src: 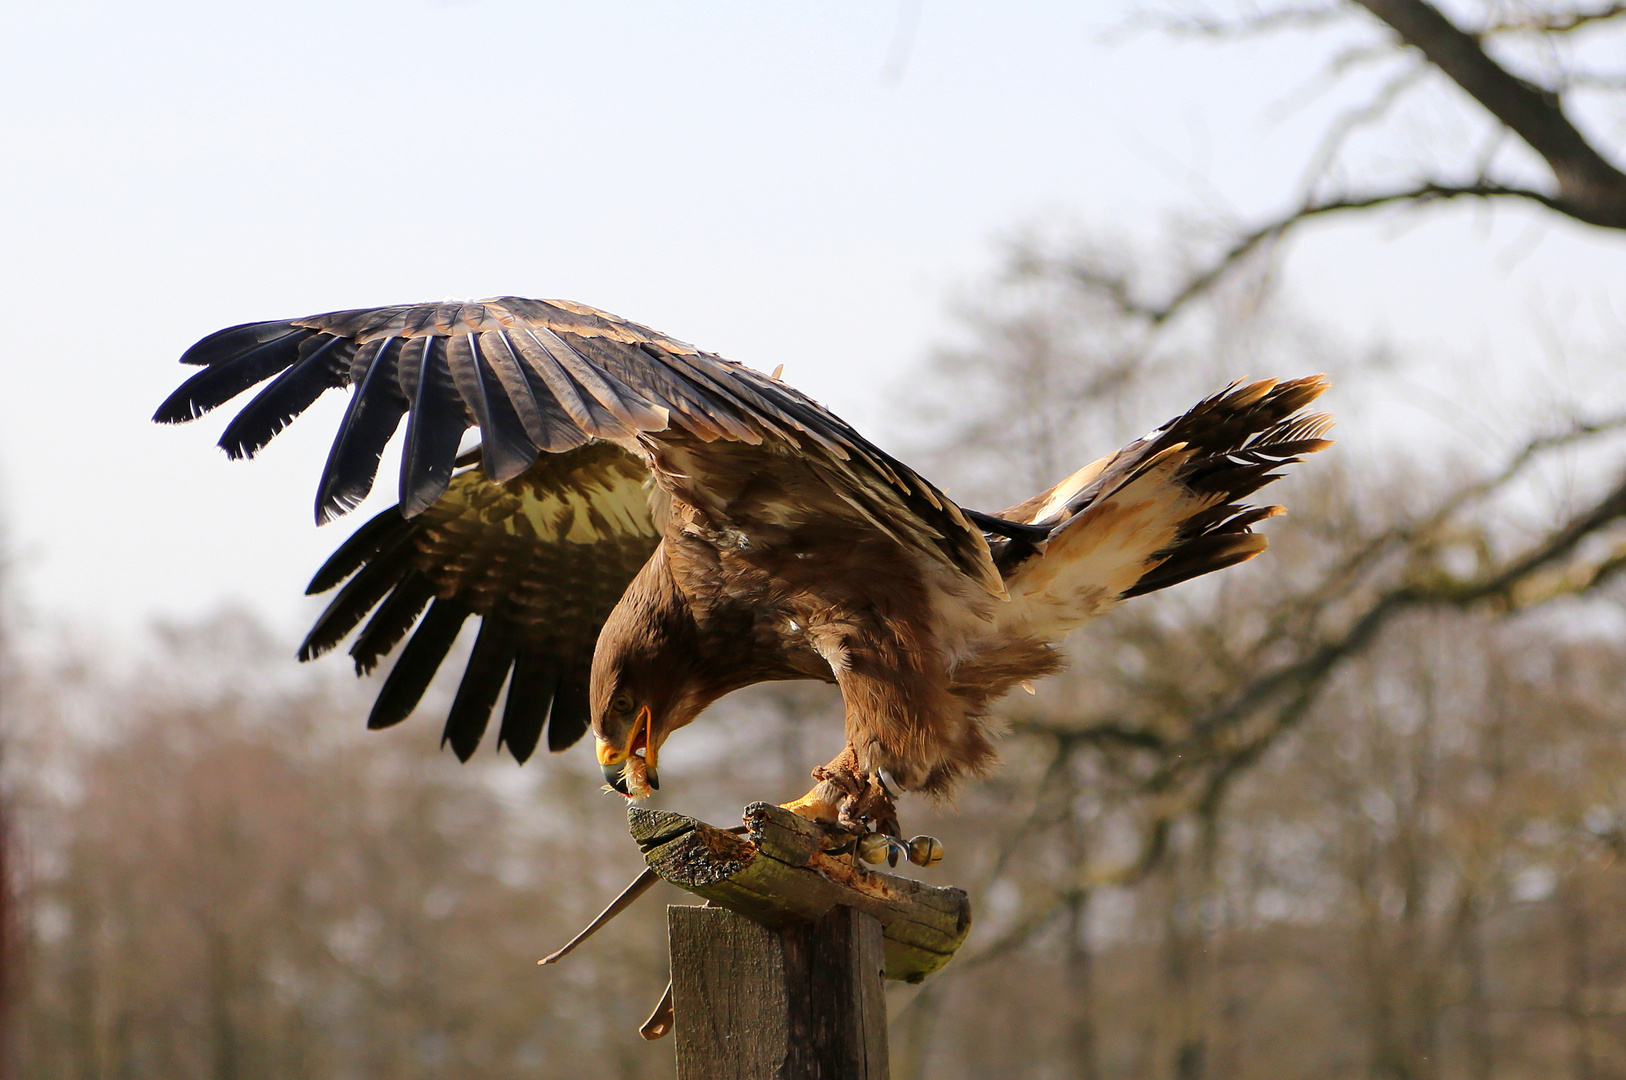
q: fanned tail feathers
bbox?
[998,376,1332,628]
[1122,375,1333,596]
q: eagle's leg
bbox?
[782,744,903,839]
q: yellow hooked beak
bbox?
[596,704,658,798]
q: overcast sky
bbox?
[3,0,1622,647]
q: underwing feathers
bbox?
[369,598,472,731]
[498,652,562,764]
[298,442,659,758]
[442,619,518,761]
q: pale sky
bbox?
[2,0,1622,646]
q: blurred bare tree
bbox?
[3,613,860,1079]
[7,616,681,1080]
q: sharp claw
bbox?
[645,764,659,791]
[602,761,630,795]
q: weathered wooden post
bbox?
[630,802,972,1079]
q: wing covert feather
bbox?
[158,296,998,590]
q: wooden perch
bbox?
[628,801,972,984]
[667,904,889,1078]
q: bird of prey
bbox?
[156,296,1330,843]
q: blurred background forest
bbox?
[8,0,1626,1077]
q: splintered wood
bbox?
[628,802,972,984]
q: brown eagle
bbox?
[156,297,1330,837]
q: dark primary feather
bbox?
[506,325,652,437]
[446,333,538,483]
[153,325,306,424]
[369,598,472,731]
[545,661,593,753]
[442,619,519,762]
[349,573,434,675]
[482,331,590,453]
[305,505,409,595]
[217,334,352,459]
[399,337,467,516]
[178,320,308,368]
[963,508,1053,544]
[498,652,561,763]
[316,338,409,525]
[297,525,414,662]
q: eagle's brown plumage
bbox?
[157,296,1330,824]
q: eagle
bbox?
[156,296,1330,841]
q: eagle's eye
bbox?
[611,693,635,715]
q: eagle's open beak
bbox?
[596,705,659,798]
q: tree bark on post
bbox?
[668,904,889,1080]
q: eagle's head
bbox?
[590,647,722,799]
[587,552,715,799]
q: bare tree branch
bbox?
[1051,181,1566,324]
[1009,716,1168,752]
[1484,1,1626,35]
[1107,0,1626,321]
[1351,0,1626,224]
[1122,2,1349,40]
[1162,469,1626,812]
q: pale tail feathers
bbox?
[995,376,1332,638]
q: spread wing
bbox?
[298,442,660,762]
[155,296,999,594]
